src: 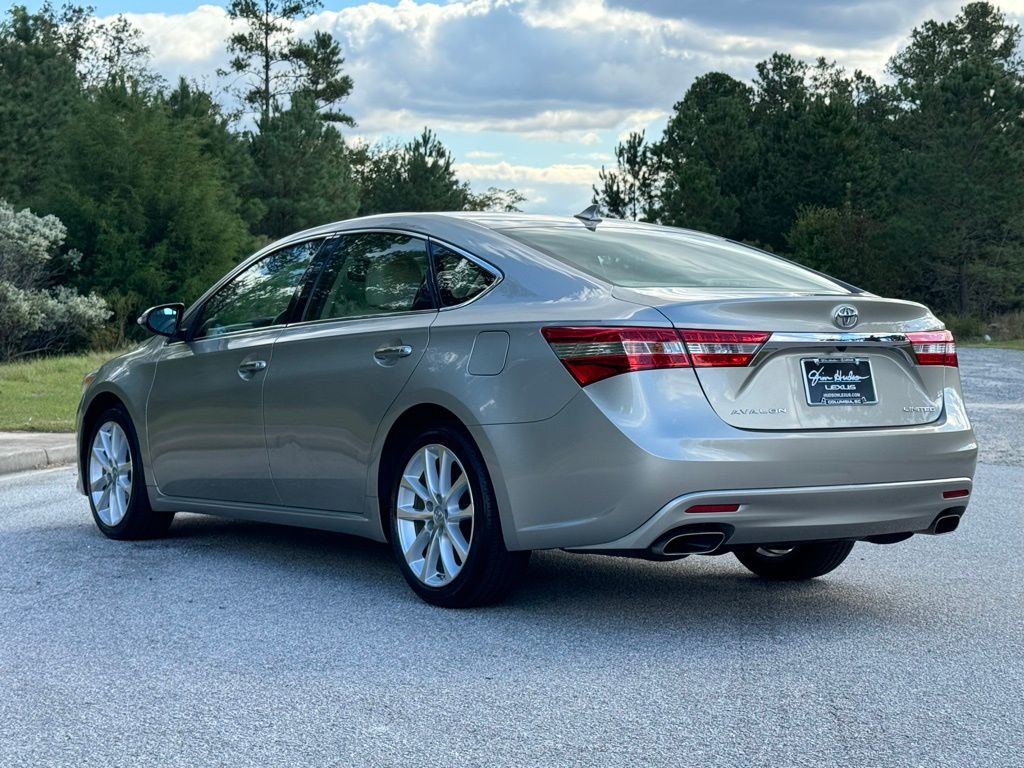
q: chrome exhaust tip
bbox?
[656,531,727,556]
[930,514,961,535]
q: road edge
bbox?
[0,443,76,476]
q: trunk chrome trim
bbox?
[753,332,918,367]
[766,332,910,345]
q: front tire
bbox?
[388,425,529,608]
[85,406,174,540]
[734,541,854,581]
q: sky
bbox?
[47,0,1024,213]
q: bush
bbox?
[0,199,109,361]
[941,314,989,341]
[988,310,1024,340]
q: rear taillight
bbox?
[542,326,771,385]
[541,326,690,386]
[907,330,958,367]
[678,329,770,367]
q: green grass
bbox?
[0,351,122,432]
[961,339,1024,351]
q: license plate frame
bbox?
[801,357,878,407]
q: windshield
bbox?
[500,226,849,292]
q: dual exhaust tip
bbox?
[652,510,963,558]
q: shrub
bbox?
[0,199,109,361]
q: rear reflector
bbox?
[541,326,690,386]
[943,489,970,499]
[907,330,958,367]
[686,503,740,514]
[678,329,770,367]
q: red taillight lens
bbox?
[541,326,690,386]
[907,330,958,367]
[943,489,970,499]
[678,329,770,367]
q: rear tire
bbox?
[85,406,174,540]
[388,424,529,608]
[734,541,854,581]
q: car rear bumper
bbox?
[472,369,978,551]
[568,477,973,552]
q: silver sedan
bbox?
[77,210,978,606]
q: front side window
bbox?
[500,227,849,293]
[195,239,322,338]
[306,233,432,321]
[432,244,497,307]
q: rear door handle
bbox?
[374,344,413,361]
[238,359,268,375]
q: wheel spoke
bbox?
[99,428,113,463]
[406,525,432,560]
[110,426,123,463]
[443,474,468,506]
[448,501,473,521]
[438,533,458,578]
[397,501,432,521]
[111,487,124,524]
[423,446,440,497]
[438,448,453,497]
[446,523,469,560]
[97,485,112,517]
[91,473,111,493]
[420,531,440,581]
[400,475,431,504]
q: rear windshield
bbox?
[500,226,848,292]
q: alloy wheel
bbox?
[396,443,475,587]
[89,421,133,526]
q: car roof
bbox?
[266,211,725,254]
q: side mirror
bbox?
[137,303,184,338]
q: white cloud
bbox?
[115,0,980,140]
[115,0,923,140]
[454,161,600,186]
[109,0,1006,214]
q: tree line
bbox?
[2,1,1021,361]
[594,2,1024,322]
[0,1,521,356]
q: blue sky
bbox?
[37,1,1018,213]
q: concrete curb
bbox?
[0,440,77,476]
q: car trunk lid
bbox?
[613,287,950,431]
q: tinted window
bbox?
[500,227,847,292]
[432,244,497,307]
[195,240,321,338]
[307,233,432,321]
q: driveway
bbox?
[0,348,1021,767]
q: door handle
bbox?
[238,359,268,374]
[374,344,413,361]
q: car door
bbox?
[263,231,436,513]
[146,239,324,504]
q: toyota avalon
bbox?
[77,209,978,607]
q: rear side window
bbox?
[306,233,432,321]
[500,227,847,292]
[432,243,497,307]
[195,239,322,338]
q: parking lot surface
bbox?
[0,348,1021,767]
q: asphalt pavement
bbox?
[0,349,1021,767]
